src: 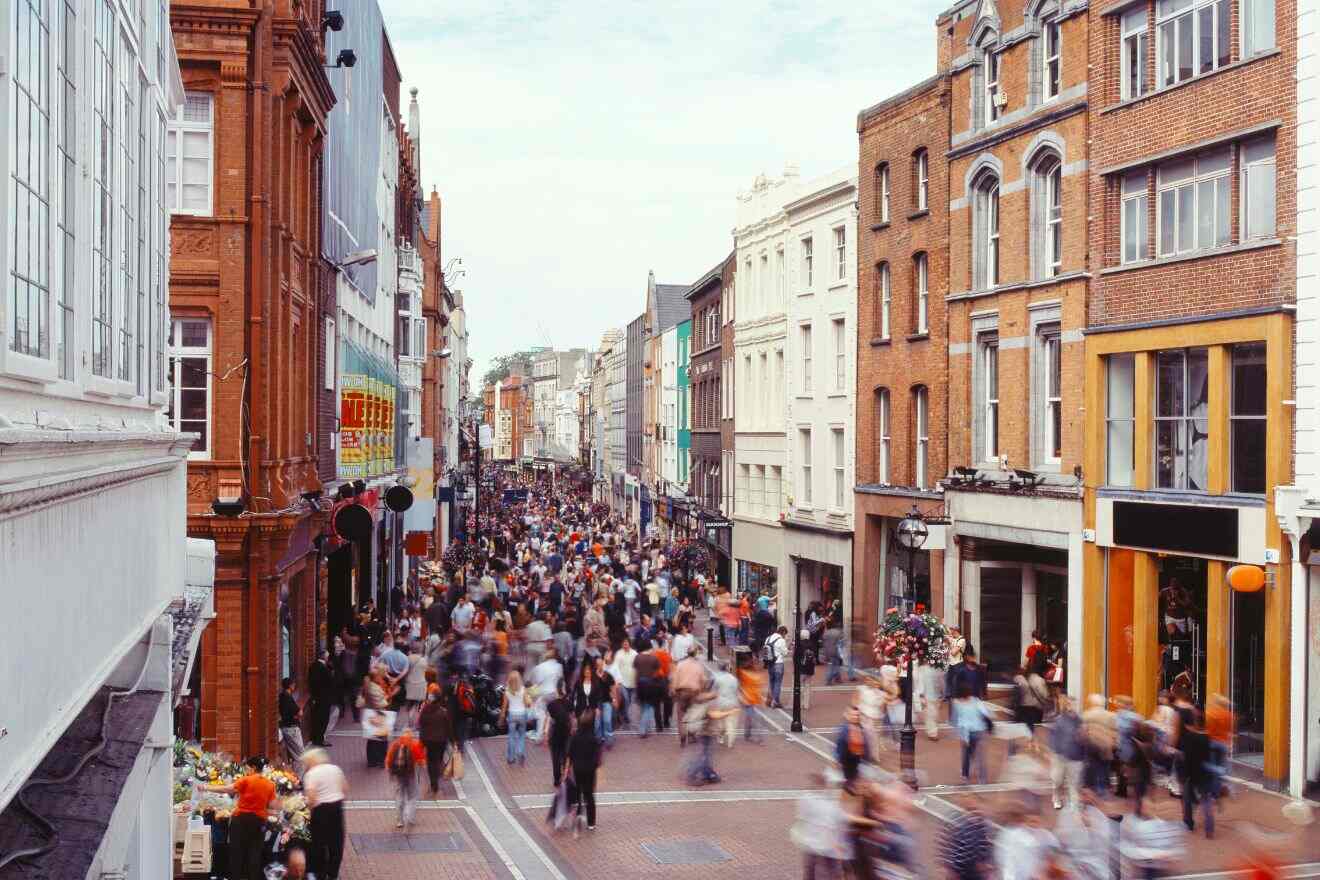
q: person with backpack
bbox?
[384,728,426,829]
[417,685,452,797]
[757,624,784,703]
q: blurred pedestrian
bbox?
[569,709,603,831]
[501,669,531,765]
[301,747,347,880]
[952,683,993,784]
[385,728,425,829]
[418,684,452,796]
[1049,693,1084,810]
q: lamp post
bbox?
[790,556,804,733]
[895,505,928,787]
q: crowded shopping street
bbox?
[170,468,1320,880]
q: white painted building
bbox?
[606,333,628,510]
[1275,0,1319,798]
[0,6,216,877]
[732,167,798,600]
[782,168,859,623]
[397,240,425,439]
[660,325,679,488]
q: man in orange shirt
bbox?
[736,655,767,743]
[197,756,277,880]
[654,633,674,731]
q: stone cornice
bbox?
[0,435,187,521]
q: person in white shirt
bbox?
[301,748,347,878]
[526,650,564,743]
[451,597,475,634]
[612,638,638,726]
[671,624,696,663]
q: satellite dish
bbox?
[385,485,414,512]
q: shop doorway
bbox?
[980,568,1022,683]
[1158,556,1207,703]
[1230,587,1266,764]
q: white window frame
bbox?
[1042,15,1062,100]
[914,253,929,334]
[914,386,930,490]
[973,175,1001,289]
[877,389,891,484]
[1106,354,1136,487]
[166,91,214,216]
[167,317,213,460]
[1241,0,1276,57]
[834,226,847,281]
[878,163,891,223]
[879,263,892,340]
[832,427,846,510]
[980,334,1000,464]
[1156,146,1231,257]
[799,428,813,507]
[1121,8,1151,101]
[1241,134,1277,241]
[1121,170,1150,264]
[833,317,846,392]
[985,50,1002,124]
[801,236,814,290]
[801,323,813,395]
[1031,313,1063,469]
[1156,0,1231,89]
[916,150,930,210]
[325,317,336,391]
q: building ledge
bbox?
[1098,239,1281,276]
[1096,487,1267,508]
[854,484,943,500]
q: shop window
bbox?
[1106,354,1135,486]
[1154,347,1209,490]
[1231,342,1266,494]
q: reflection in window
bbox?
[1155,347,1209,490]
[1107,354,1135,486]
[1231,342,1266,493]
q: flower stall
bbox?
[171,739,309,876]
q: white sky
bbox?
[379,0,952,385]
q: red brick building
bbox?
[853,74,952,631]
[169,0,336,756]
[1080,0,1296,785]
[485,375,531,464]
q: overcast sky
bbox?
[379,0,951,385]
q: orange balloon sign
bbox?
[1227,564,1266,593]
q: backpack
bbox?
[456,679,477,716]
[390,742,415,776]
[763,634,780,663]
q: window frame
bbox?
[1240,134,1277,241]
[165,91,215,216]
[982,335,1000,463]
[877,163,891,223]
[913,252,929,334]
[1153,346,1210,491]
[801,237,814,290]
[1042,14,1062,101]
[1121,8,1151,102]
[1033,320,1063,468]
[877,388,892,484]
[915,149,930,211]
[800,323,813,395]
[973,173,1001,289]
[1156,0,1231,89]
[833,317,846,392]
[799,427,814,508]
[985,49,1002,124]
[1156,146,1231,257]
[833,225,847,282]
[831,426,846,510]
[1121,170,1150,264]
[879,263,892,340]
[914,386,930,490]
[1229,341,1267,494]
[167,317,213,460]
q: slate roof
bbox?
[0,687,164,880]
[653,284,691,334]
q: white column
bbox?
[1020,565,1038,664]
[962,557,982,656]
[1290,531,1307,798]
[1067,531,1085,701]
[944,531,961,628]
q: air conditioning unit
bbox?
[994,91,1008,108]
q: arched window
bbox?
[972,172,1001,289]
[1030,152,1063,278]
[912,386,929,490]
[913,149,929,211]
[912,252,929,334]
[876,163,891,223]
[875,388,891,484]
[877,262,891,340]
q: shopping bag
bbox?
[361,709,395,739]
[444,749,465,780]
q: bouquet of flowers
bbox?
[443,539,474,570]
[670,540,710,574]
[873,608,950,670]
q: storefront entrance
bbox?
[1158,556,1207,702]
[1231,586,1266,764]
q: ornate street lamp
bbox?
[895,505,928,787]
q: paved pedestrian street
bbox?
[329,698,1320,880]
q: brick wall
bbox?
[855,76,952,489]
[1086,0,1298,328]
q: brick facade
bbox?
[170,0,336,757]
[687,257,728,513]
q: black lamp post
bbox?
[895,505,928,787]
[790,556,804,733]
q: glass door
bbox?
[1158,557,1207,702]
[1230,587,1266,763]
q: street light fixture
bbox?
[895,504,928,788]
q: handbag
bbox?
[444,749,465,781]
